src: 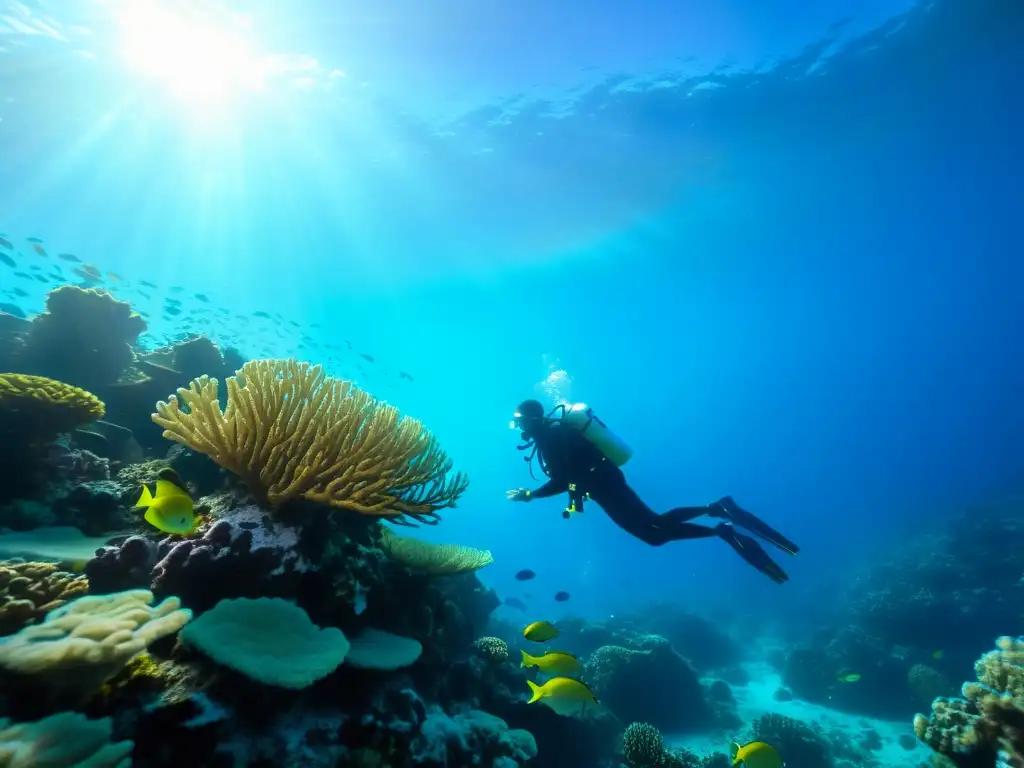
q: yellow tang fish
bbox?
[135,479,197,535]
[526,677,599,717]
[731,740,784,768]
[521,649,581,677]
[523,621,559,643]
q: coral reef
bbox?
[584,638,712,731]
[103,335,245,453]
[0,711,133,766]
[0,288,646,767]
[622,721,667,767]
[751,713,835,768]
[152,359,469,523]
[7,286,146,394]
[474,636,510,664]
[0,374,106,503]
[915,635,1024,768]
[0,561,88,636]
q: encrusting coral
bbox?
[151,359,469,523]
[380,527,494,574]
[0,561,89,636]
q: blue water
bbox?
[1,0,1022,628]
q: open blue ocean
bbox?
[0,0,1021,765]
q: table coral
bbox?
[381,528,493,574]
[0,373,105,438]
[152,359,468,524]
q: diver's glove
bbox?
[506,488,533,503]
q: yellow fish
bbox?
[731,740,784,768]
[837,673,861,683]
[521,650,581,677]
[135,479,197,535]
[523,621,559,643]
[932,650,943,660]
[526,677,599,717]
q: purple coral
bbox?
[149,506,312,613]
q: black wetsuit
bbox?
[523,423,799,583]
[528,423,720,545]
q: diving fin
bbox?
[711,496,800,555]
[718,524,789,584]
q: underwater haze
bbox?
[1,0,1023,765]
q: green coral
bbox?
[0,711,133,767]
[179,597,350,689]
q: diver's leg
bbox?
[590,483,709,546]
[708,496,800,555]
[658,506,714,524]
[716,523,789,584]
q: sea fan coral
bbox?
[151,359,468,524]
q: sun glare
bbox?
[115,2,265,107]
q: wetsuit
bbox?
[523,423,798,582]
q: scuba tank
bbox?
[515,400,633,520]
[560,402,634,467]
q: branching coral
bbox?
[0,561,89,636]
[913,635,1024,766]
[151,359,468,523]
[380,528,493,574]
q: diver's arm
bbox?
[506,477,569,503]
[529,477,570,499]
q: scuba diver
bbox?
[506,399,799,584]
